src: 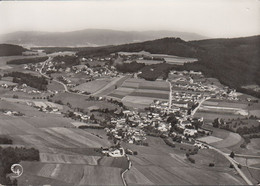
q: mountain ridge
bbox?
[0,29,208,47]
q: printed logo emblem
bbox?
[10,164,23,178]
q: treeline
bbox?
[0,44,27,56]
[115,61,145,73]
[77,38,204,58]
[0,146,40,185]
[236,125,260,135]
[7,56,48,65]
[0,137,12,144]
[139,63,175,81]
[4,72,48,91]
[52,55,79,68]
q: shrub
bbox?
[188,157,195,164]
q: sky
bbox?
[0,0,259,38]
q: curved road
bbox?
[196,140,253,185]
[39,57,89,97]
[121,155,132,186]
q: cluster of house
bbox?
[24,63,43,71]
[2,110,24,116]
[169,70,238,102]
[0,82,41,94]
[26,102,60,114]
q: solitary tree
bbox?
[230,151,235,158]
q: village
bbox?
[0,52,257,160]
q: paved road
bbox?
[166,80,172,114]
[121,155,132,186]
[191,97,210,116]
[39,57,89,97]
[197,140,253,185]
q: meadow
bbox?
[73,78,113,93]
[107,78,170,109]
[122,136,244,185]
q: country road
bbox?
[166,79,172,114]
[39,57,89,97]
[197,140,254,185]
[121,155,132,186]
[191,97,210,116]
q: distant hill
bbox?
[0,29,207,47]
[0,44,27,56]
[75,36,260,96]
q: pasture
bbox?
[123,136,244,185]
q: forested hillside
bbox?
[0,44,27,56]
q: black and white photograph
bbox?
[0,0,259,185]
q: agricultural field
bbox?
[18,162,123,186]
[93,75,129,96]
[52,92,120,112]
[107,78,170,109]
[73,78,112,93]
[118,51,198,65]
[0,99,130,185]
[194,110,245,123]
[124,59,164,65]
[0,55,45,70]
[123,136,244,185]
[201,124,243,151]
[247,138,260,155]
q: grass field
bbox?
[40,152,100,165]
[197,136,223,144]
[93,75,129,96]
[0,56,45,69]
[247,138,260,153]
[194,110,245,123]
[118,51,198,65]
[123,136,244,185]
[122,96,158,109]
[19,162,123,185]
[73,78,112,93]
[108,78,170,108]
[202,124,243,150]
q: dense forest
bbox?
[4,72,48,91]
[0,44,27,56]
[7,56,48,65]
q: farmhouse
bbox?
[108,148,125,157]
